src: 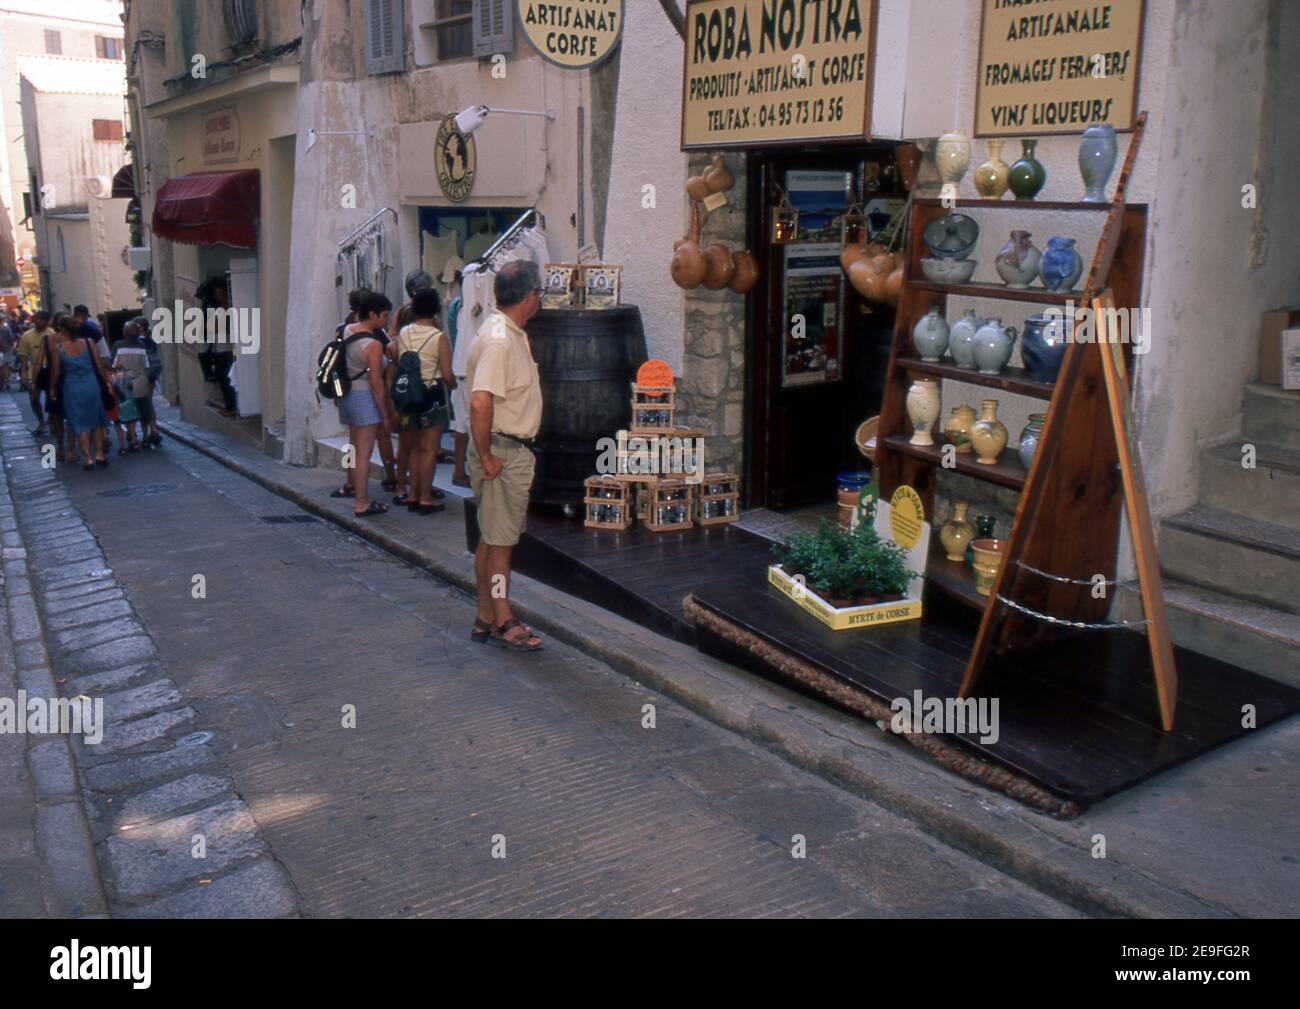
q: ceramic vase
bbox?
[971,539,1006,597]
[994,231,1041,288]
[969,399,1008,465]
[1039,236,1084,292]
[935,131,972,191]
[973,318,1018,375]
[940,501,976,561]
[1021,313,1068,382]
[973,140,1010,199]
[966,514,997,568]
[1018,413,1046,469]
[912,305,950,361]
[906,378,941,446]
[948,309,984,370]
[1008,139,1047,200]
[1078,123,1118,202]
[943,403,977,453]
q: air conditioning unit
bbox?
[127,246,151,270]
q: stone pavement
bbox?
[153,403,1300,919]
[0,392,1085,917]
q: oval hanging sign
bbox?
[517,0,624,69]
[435,115,476,203]
[636,359,675,388]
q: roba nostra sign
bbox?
[681,0,877,150]
[975,0,1144,137]
[517,0,624,69]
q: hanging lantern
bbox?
[841,203,867,247]
[772,193,798,244]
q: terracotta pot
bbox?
[703,154,734,193]
[685,176,710,201]
[670,203,707,289]
[729,250,758,293]
[702,242,735,290]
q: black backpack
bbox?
[390,333,438,414]
[316,326,366,401]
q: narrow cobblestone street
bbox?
[0,392,1084,917]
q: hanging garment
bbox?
[421,230,459,288]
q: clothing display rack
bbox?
[473,208,546,269]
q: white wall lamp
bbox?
[304,128,374,154]
[453,105,556,136]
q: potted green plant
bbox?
[847,505,916,604]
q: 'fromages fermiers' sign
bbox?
[681,0,877,150]
[975,0,1144,136]
[517,0,624,69]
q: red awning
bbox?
[152,170,260,249]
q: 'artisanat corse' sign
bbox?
[975,0,1144,137]
[517,0,624,69]
[681,0,877,150]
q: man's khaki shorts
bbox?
[470,438,535,546]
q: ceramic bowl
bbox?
[921,257,978,285]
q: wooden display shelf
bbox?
[913,197,1115,213]
[907,280,1081,305]
[897,357,1055,400]
[881,434,1027,489]
[926,548,986,610]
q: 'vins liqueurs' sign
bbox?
[681,0,877,150]
[975,0,1144,137]
[517,0,624,69]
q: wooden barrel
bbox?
[528,305,649,506]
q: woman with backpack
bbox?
[392,287,453,515]
[332,290,395,517]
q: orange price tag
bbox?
[637,359,674,388]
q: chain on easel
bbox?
[1015,559,1119,587]
[995,594,1150,630]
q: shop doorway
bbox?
[746,149,904,510]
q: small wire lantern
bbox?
[841,204,867,247]
[772,193,799,244]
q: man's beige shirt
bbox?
[466,309,542,440]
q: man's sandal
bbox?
[353,501,388,518]
[329,486,355,498]
[491,618,543,652]
[471,617,493,644]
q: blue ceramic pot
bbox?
[1039,236,1083,292]
[1021,313,1069,382]
[1018,414,1046,470]
[1078,124,1118,202]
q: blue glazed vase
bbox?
[1039,236,1083,292]
[1018,414,1046,470]
[1078,123,1118,202]
[1021,312,1069,382]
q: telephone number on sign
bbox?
[757,95,846,129]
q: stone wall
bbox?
[676,151,748,478]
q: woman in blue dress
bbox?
[48,316,110,470]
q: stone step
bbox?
[1243,383,1300,445]
[1199,438,1300,530]
[1117,580,1300,689]
[1160,506,1300,615]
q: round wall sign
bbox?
[516,0,624,70]
[636,359,674,388]
[888,486,926,550]
[435,115,476,203]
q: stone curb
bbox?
[159,420,1231,919]
[0,500,108,918]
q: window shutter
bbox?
[365,0,406,75]
[472,0,514,58]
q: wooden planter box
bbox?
[583,475,633,530]
[768,565,923,630]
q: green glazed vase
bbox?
[1008,139,1047,200]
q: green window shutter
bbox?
[365,0,405,75]
[472,0,514,58]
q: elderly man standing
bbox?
[466,260,544,652]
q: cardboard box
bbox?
[1259,307,1300,385]
[1283,328,1300,391]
